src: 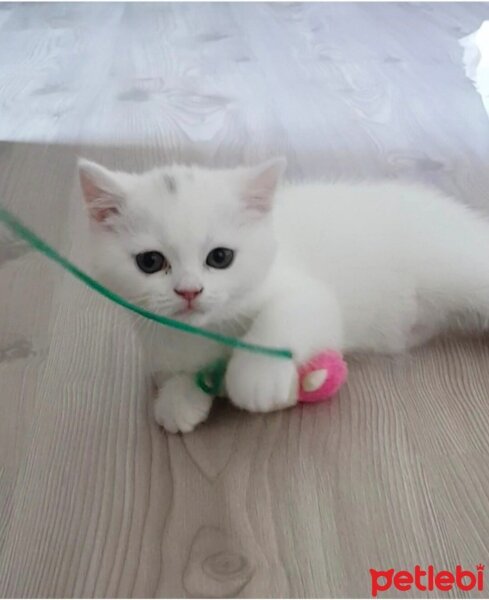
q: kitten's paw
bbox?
[225,352,297,413]
[154,374,212,434]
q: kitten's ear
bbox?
[242,157,286,215]
[78,158,125,225]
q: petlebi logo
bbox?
[370,564,485,597]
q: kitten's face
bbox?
[78,158,285,326]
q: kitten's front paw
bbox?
[154,374,212,434]
[225,352,297,413]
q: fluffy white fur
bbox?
[79,158,489,432]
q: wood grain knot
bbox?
[202,551,249,580]
[117,88,150,102]
[0,238,30,266]
[0,339,34,363]
[184,527,254,597]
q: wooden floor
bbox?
[1,2,489,598]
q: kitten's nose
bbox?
[174,288,203,302]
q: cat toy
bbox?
[0,206,348,405]
[195,350,347,404]
[295,350,347,403]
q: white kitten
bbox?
[79,158,489,432]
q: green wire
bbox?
[0,205,293,361]
[195,358,228,396]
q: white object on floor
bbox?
[460,21,489,118]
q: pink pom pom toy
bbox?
[295,350,348,403]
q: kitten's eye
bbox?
[206,247,234,269]
[135,251,168,274]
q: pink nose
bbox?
[174,288,203,302]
